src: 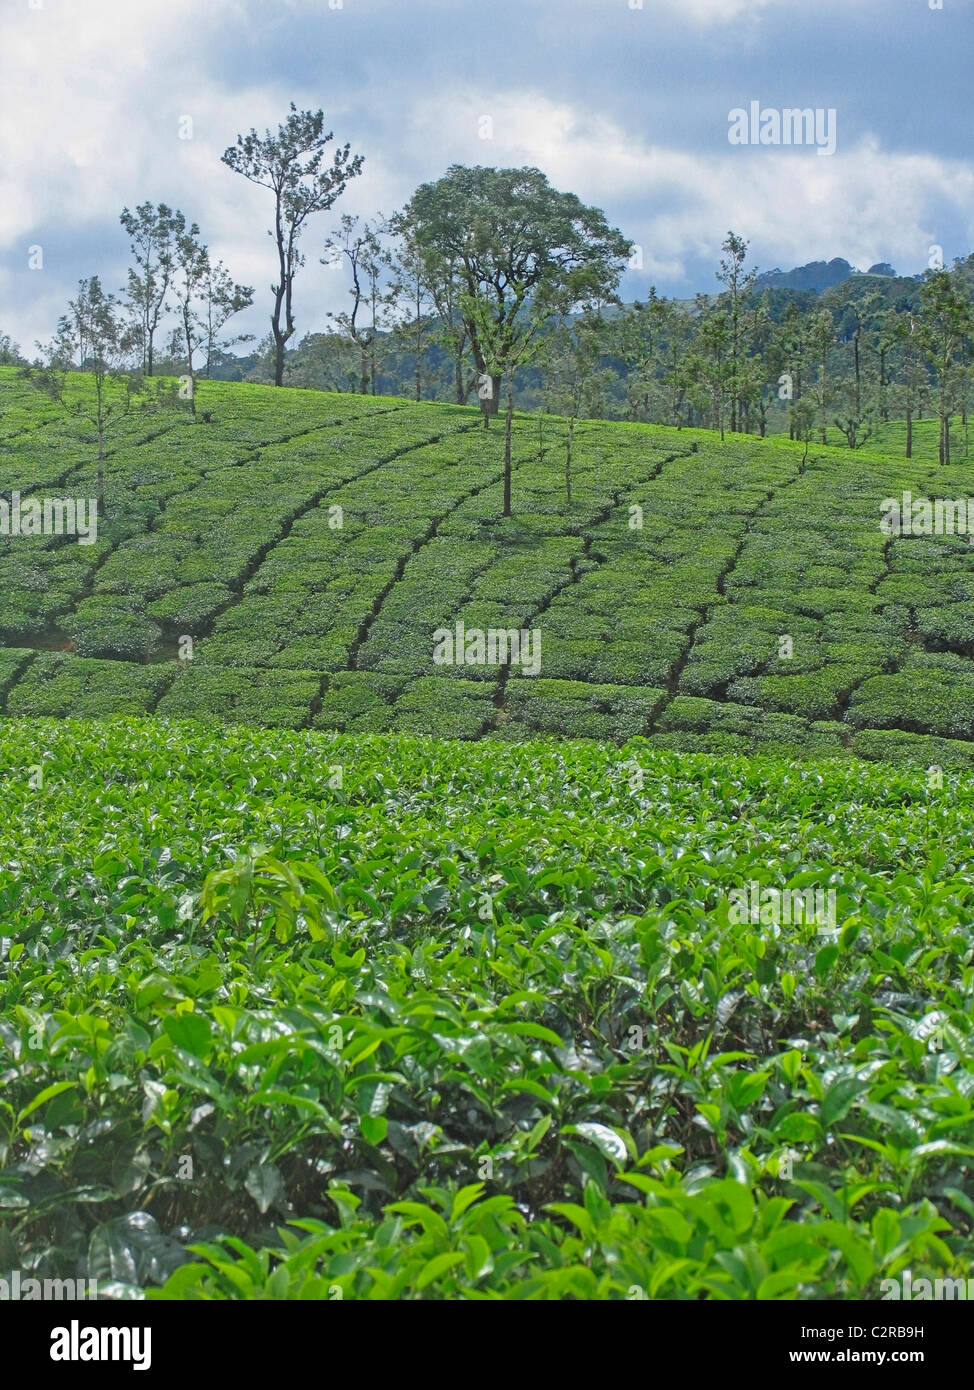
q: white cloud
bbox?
[0,3,971,349]
[410,91,974,284]
[0,0,377,345]
[648,0,802,25]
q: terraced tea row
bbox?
[3,370,974,763]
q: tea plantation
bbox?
[3,367,974,765]
[2,371,974,1301]
[1,721,972,1299]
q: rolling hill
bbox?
[2,368,974,764]
[3,371,974,1300]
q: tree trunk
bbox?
[183,310,196,416]
[481,371,500,415]
[271,197,290,387]
[565,417,574,504]
[97,427,105,515]
[503,375,514,517]
[480,373,498,430]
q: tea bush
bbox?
[3,368,974,760]
[1,721,972,1300]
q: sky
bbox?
[2,0,973,354]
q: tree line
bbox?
[253,226,974,470]
[5,101,974,526]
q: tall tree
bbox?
[168,222,208,413]
[830,290,881,450]
[388,237,435,402]
[614,289,673,423]
[201,262,254,379]
[398,165,632,421]
[806,307,835,444]
[873,306,900,424]
[694,297,730,438]
[33,278,141,512]
[659,302,697,428]
[324,215,392,395]
[120,202,184,376]
[222,104,363,386]
[544,308,611,503]
[771,300,810,437]
[918,267,973,465]
[168,228,253,408]
[840,288,884,419]
[461,293,539,513]
[716,231,757,433]
[745,299,773,436]
[891,310,925,459]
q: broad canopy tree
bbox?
[397,165,631,514]
[398,165,632,418]
[222,104,364,386]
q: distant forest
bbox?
[202,246,973,461]
[6,103,973,463]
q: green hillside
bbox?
[3,368,974,764]
[3,372,974,1301]
[2,720,972,1299]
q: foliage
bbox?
[3,371,974,761]
[221,105,364,386]
[0,722,972,1299]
